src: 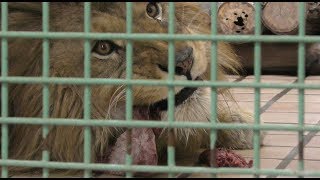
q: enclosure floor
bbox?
[213,75,320,178]
[10,75,320,178]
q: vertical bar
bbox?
[125,2,133,178]
[42,2,50,178]
[297,2,306,178]
[1,2,9,178]
[253,2,262,178]
[83,2,92,178]
[167,2,176,178]
[210,2,218,178]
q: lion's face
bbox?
[44,2,213,120]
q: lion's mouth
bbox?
[133,77,202,122]
[149,86,198,112]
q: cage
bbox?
[0,2,320,178]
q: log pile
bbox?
[204,2,320,35]
[201,2,320,75]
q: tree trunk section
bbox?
[262,2,300,35]
[217,2,256,35]
[233,42,320,76]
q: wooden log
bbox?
[234,43,299,75]
[232,42,320,76]
[306,2,320,19]
[262,2,320,35]
[217,2,256,35]
[306,43,320,75]
[262,2,300,35]
[306,2,320,35]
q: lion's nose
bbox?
[175,46,194,79]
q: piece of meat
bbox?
[104,132,252,177]
[199,148,253,168]
[106,128,158,176]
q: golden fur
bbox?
[1,2,264,175]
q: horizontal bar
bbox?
[1,117,320,132]
[0,159,319,177]
[0,77,319,89]
[1,31,320,43]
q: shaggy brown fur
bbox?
[1,2,263,176]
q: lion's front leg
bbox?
[215,95,265,150]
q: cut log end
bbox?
[217,2,255,35]
[262,2,300,35]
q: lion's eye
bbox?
[92,40,115,58]
[146,2,161,19]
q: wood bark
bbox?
[232,43,320,76]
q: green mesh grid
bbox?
[0,2,319,178]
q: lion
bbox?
[1,2,264,176]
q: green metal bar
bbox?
[83,2,92,178]
[0,159,319,177]
[167,2,175,178]
[2,117,320,132]
[1,2,9,178]
[298,2,306,178]
[125,2,133,178]
[253,2,262,178]
[2,31,320,43]
[41,2,50,178]
[210,2,218,178]
[1,77,319,89]
[1,32,320,42]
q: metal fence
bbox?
[1,2,320,178]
